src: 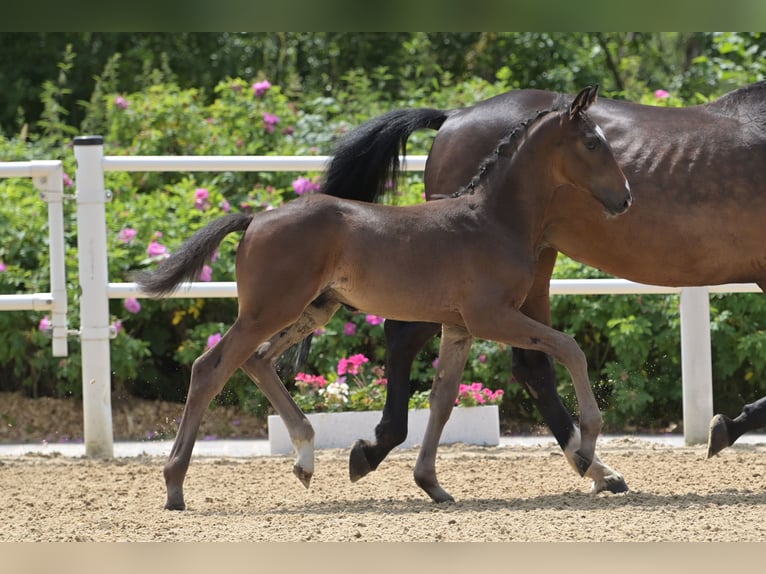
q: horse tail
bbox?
[133,212,253,297]
[321,107,448,202]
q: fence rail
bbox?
[4,143,762,458]
[0,160,69,356]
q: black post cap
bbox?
[73,135,104,146]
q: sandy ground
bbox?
[1,437,765,542]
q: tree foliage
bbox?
[1,32,765,430]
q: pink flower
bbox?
[118,228,137,243]
[111,320,123,335]
[194,188,210,211]
[38,315,51,332]
[292,176,321,196]
[219,199,231,213]
[338,354,369,376]
[124,298,141,314]
[365,314,384,326]
[343,322,357,336]
[252,80,272,97]
[313,327,326,337]
[198,264,212,282]
[262,112,280,133]
[63,173,73,187]
[478,353,487,363]
[147,241,168,258]
[0,261,6,272]
[295,372,327,388]
[114,96,129,109]
[206,332,222,350]
[654,89,670,99]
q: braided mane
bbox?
[452,94,570,198]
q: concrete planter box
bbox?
[268,405,499,455]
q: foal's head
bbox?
[552,85,633,216]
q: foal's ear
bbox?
[568,85,600,120]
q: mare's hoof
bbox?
[572,450,592,477]
[293,464,313,489]
[593,474,629,494]
[707,414,732,458]
[424,486,455,504]
[349,439,374,482]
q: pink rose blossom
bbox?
[147,241,168,258]
[118,228,137,243]
[38,315,51,332]
[654,89,670,99]
[292,176,321,195]
[198,265,212,282]
[124,298,141,314]
[337,354,369,376]
[206,333,222,349]
[262,112,279,133]
[343,322,357,336]
[365,314,384,326]
[252,80,272,97]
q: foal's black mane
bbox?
[452,94,570,198]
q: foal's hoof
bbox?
[707,414,732,458]
[592,473,629,495]
[293,464,313,489]
[349,439,374,482]
[572,450,592,477]
[164,487,186,511]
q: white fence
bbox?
[4,140,762,457]
[0,160,69,357]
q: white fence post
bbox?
[679,286,714,445]
[74,136,114,458]
[34,161,69,357]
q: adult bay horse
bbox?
[317,81,766,491]
[136,86,632,509]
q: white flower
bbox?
[320,381,349,403]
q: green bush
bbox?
[2,42,766,434]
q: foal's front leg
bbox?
[413,325,473,502]
[464,303,604,481]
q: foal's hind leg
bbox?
[349,320,441,482]
[164,317,268,510]
[413,325,473,503]
[240,300,340,487]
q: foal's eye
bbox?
[585,138,599,151]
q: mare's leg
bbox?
[708,285,766,457]
[164,316,271,510]
[240,300,341,486]
[412,325,473,503]
[708,396,766,457]
[349,320,441,481]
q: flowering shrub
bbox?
[292,353,503,413]
[454,382,504,407]
[292,353,430,413]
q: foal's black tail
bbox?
[133,212,253,297]
[320,107,449,202]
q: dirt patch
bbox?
[1,440,765,541]
[0,392,266,444]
